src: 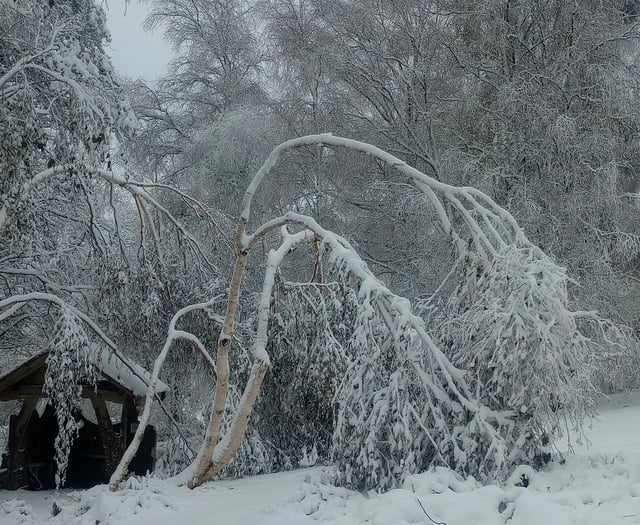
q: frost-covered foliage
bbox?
[317,255,509,491]
[578,315,640,395]
[124,0,272,220]
[439,245,599,468]
[4,0,639,493]
[43,305,97,487]
[0,0,135,240]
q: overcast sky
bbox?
[103,1,172,82]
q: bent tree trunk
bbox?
[111,133,594,490]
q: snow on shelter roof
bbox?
[0,343,168,398]
[91,344,169,397]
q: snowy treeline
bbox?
[2,0,640,492]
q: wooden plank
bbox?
[85,387,125,403]
[0,354,47,398]
[0,353,150,401]
[122,396,139,445]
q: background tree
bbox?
[443,0,640,390]
[0,0,223,482]
[0,0,135,362]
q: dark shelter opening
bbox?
[0,350,166,490]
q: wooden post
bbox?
[5,398,37,489]
[90,394,121,477]
[122,396,138,445]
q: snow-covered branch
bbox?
[0,292,120,353]
[110,300,219,490]
[0,44,56,91]
[240,133,524,260]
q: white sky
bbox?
[103,1,172,82]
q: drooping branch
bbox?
[246,213,490,412]
[1,164,217,270]
[239,133,525,261]
[0,292,124,354]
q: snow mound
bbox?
[277,456,640,525]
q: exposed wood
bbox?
[100,376,136,400]
[107,392,141,489]
[5,398,37,489]
[122,396,138,440]
[129,426,156,476]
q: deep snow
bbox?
[2,391,639,525]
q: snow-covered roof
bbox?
[0,344,168,398]
[90,344,169,397]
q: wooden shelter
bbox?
[0,346,168,490]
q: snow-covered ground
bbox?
[2,391,640,525]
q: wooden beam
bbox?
[0,385,126,403]
[122,395,139,446]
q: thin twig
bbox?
[416,498,448,525]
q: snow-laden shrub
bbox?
[325,258,512,491]
[44,306,98,487]
[439,244,600,467]
[259,281,357,468]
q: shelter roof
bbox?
[0,344,168,400]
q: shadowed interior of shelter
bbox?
[0,351,165,490]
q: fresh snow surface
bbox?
[2,391,640,525]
